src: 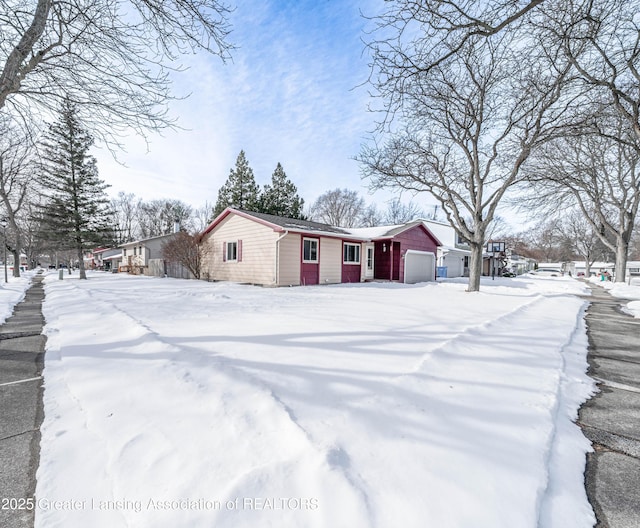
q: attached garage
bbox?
[404,250,436,284]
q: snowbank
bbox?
[0,269,39,323]
[595,278,640,317]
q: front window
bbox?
[303,238,318,262]
[226,241,238,261]
[343,243,360,264]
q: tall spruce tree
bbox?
[260,163,305,219]
[213,150,260,216]
[38,99,113,279]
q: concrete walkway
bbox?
[0,274,46,528]
[580,283,640,528]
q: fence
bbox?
[147,259,194,280]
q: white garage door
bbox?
[404,250,435,284]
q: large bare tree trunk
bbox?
[467,242,484,292]
[615,238,628,283]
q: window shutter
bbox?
[222,242,227,262]
[238,240,243,262]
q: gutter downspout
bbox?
[275,231,289,286]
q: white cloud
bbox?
[95,0,439,214]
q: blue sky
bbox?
[95,0,431,214]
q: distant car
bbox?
[501,271,516,277]
[531,268,562,277]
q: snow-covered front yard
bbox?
[34,272,599,528]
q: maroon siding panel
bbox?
[373,225,439,282]
[341,263,361,283]
[394,225,439,282]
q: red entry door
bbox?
[392,242,401,281]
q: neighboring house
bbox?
[84,247,117,270]
[6,252,28,269]
[421,219,471,278]
[120,233,177,276]
[93,247,122,271]
[200,208,441,287]
[506,253,537,275]
[573,260,640,278]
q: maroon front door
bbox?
[392,242,401,281]
[300,237,319,285]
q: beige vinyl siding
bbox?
[277,233,301,286]
[202,214,278,285]
[319,237,342,284]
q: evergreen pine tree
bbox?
[213,150,260,216]
[260,163,305,219]
[38,100,113,279]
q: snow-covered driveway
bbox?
[36,272,596,528]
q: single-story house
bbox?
[200,208,442,286]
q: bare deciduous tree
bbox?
[360,16,569,291]
[359,203,384,227]
[309,188,366,228]
[558,209,613,277]
[384,199,424,224]
[0,120,38,276]
[0,1,232,146]
[162,231,209,280]
[111,191,142,244]
[523,121,640,282]
[138,199,194,238]
[193,201,216,232]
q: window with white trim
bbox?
[226,241,238,261]
[343,243,360,264]
[303,238,318,263]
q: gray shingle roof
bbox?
[237,210,350,235]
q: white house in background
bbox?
[420,219,471,278]
[573,260,640,278]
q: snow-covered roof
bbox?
[346,224,404,239]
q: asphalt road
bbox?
[0,274,46,528]
[580,283,640,528]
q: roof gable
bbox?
[120,233,176,248]
[203,208,351,237]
